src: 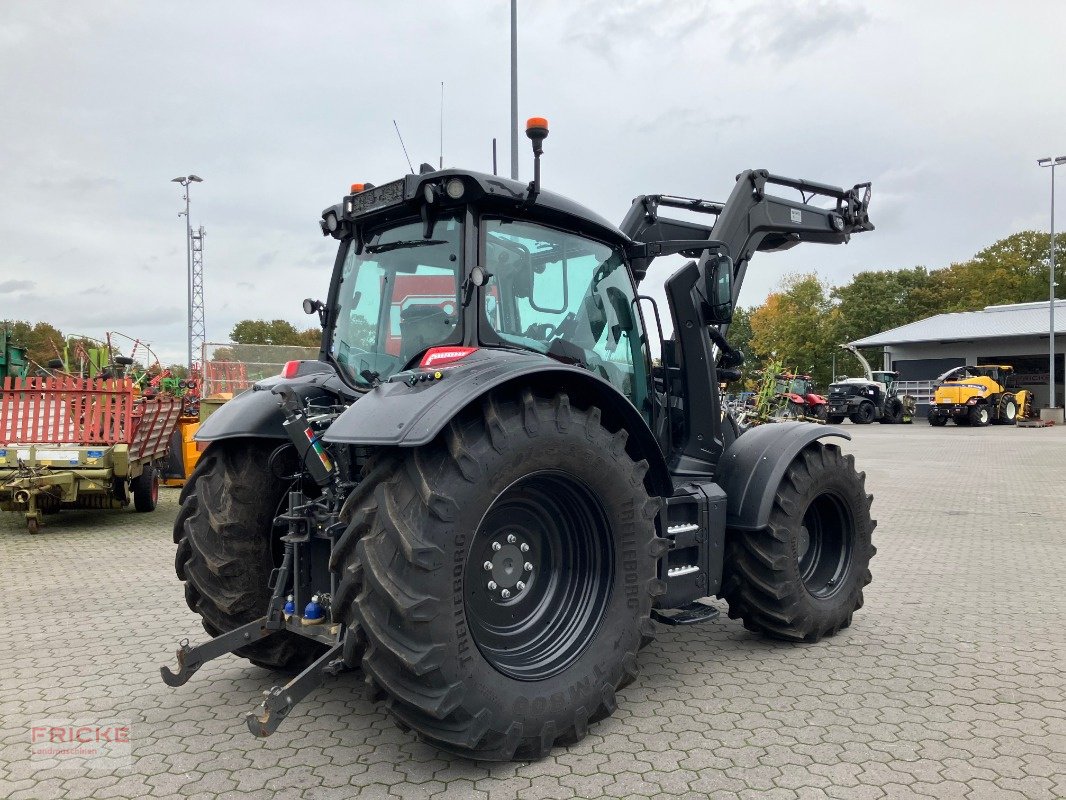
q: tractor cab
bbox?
[323,172,654,423]
[870,370,898,395]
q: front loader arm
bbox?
[706,170,873,311]
[633,169,873,480]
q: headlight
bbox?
[445,178,465,200]
[324,211,339,232]
[423,183,437,204]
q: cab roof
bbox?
[324,168,630,247]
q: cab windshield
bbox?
[481,217,650,415]
[330,215,462,386]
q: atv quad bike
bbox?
[162,120,877,761]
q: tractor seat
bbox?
[399,304,455,362]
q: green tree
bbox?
[3,320,66,366]
[828,266,936,344]
[231,319,306,346]
[726,306,755,360]
[750,273,836,388]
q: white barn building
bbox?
[851,299,1066,412]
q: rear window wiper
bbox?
[365,239,447,254]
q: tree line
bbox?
[8,230,1059,389]
[725,231,1064,390]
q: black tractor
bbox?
[162,119,877,761]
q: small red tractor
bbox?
[777,372,828,421]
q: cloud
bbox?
[0,279,34,292]
[563,0,716,60]
[727,0,871,61]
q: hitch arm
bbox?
[246,642,345,737]
[160,615,283,687]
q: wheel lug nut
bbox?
[507,534,517,544]
[524,562,533,572]
[501,589,511,599]
[520,543,529,552]
[488,581,498,590]
[492,542,502,551]
[516,581,525,591]
[483,561,493,571]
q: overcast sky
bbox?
[2,1,1064,365]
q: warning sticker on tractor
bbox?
[790,208,802,224]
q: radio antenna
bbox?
[393,120,415,173]
[439,82,445,170]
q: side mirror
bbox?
[705,253,734,324]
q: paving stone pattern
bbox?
[1,424,1064,799]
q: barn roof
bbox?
[852,299,1066,347]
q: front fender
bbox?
[323,350,672,495]
[716,422,850,530]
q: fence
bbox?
[1,377,135,445]
[0,376,179,454]
[895,380,935,406]
[201,342,319,397]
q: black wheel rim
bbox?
[795,491,853,598]
[464,471,614,681]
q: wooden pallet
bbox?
[1017,418,1056,428]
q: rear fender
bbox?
[323,349,672,496]
[716,422,850,530]
[195,368,352,442]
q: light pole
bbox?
[1037,156,1065,409]
[171,175,203,370]
[510,0,519,180]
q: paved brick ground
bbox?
[1,424,1064,799]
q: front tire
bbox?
[995,396,1017,425]
[722,442,875,642]
[827,414,846,425]
[812,404,828,422]
[334,390,662,761]
[174,440,325,671]
[928,412,948,427]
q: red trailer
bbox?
[0,376,181,532]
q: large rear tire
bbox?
[969,404,991,427]
[722,442,875,642]
[878,397,904,424]
[334,389,662,761]
[850,401,876,424]
[174,440,325,671]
